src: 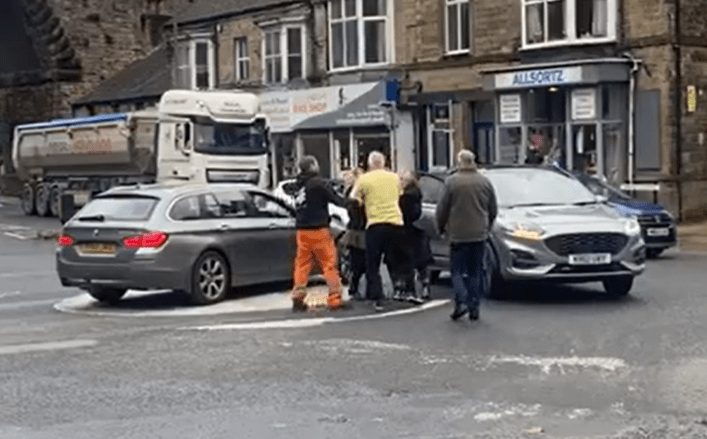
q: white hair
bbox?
[457,150,476,169]
[368,151,386,169]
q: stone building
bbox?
[0,0,195,180]
[400,0,707,220]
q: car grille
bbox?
[637,213,672,226]
[545,233,629,256]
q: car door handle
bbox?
[268,223,278,229]
[219,223,229,231]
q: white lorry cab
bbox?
[12,89,270,217]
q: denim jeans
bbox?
[450,241,486,310]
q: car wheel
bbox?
[88,287,127,304]
[21,183,36,215]
[429,270,441,285]
[603,276,634,297]
[190,250,230,305]
[646,248,664,259]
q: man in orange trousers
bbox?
[284,156,346,311]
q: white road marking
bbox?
[0,291,21,299]
[0,271,55,278]
[473,403,542,422]
[304,339,412,354]
[3,232,32,241]
[0,339,97,355]
[0,299,58,311]
[0,223,31,231]
[488,355,628,374]
[182,300,450,331]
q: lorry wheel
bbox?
[49,186,62,218]
[88,287,127,304]
[190,251,230,305]
[21,184,36,215]
[35,184,51,217]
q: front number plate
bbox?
[568,253,611,265]
[647,228,670,237]
[79,243,116,255]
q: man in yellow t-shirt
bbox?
[352,151,403,310]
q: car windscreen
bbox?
[484,169,596,208]
[193,117,267,155]
[581,177,632,201]
[76,196,159,221]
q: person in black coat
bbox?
[394,171,434,303]
[341,168,367,300]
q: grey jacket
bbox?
[435,168,498,243]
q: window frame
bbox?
[261,24,307,85]
[445,0,471,55]
[327,0,392,72]
[174,35,216,90]
[234,37,250,82]
[427,101,455,170]
[521,0,616,49]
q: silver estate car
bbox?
[56,183,345,305]
[417,166,646,298]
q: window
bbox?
[234,37,249,81]
[174,37,215,90]
[263,26,306,84]
[247,192,293,218]
[522,0,615,47]
[329,0,389,70]
[446,0,470,54]
[79,196,158,221]
[193,117,267,155]
[170,194,225,221]
[428,103,453,169]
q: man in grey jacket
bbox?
[436,150,498,321]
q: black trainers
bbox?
[469,307,480,321]
[407,295,424,305]
[450,305,467,321]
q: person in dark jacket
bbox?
[436,150,498,322]
[341,168,367,300]
[394,171,434,303]
[284,155,346,311]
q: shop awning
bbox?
[292,81,389,130]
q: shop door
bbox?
[355,134,391,170]
[301,133,331,178]
[571,124,599,175]
[473,123,495,164]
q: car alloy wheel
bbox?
[191,251,230,305]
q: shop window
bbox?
[446,0,470,54]
[528,88,565,123]
[333,130,351,171]
[329,0,389,70]
[263,26,306,84]
[572,124,597,174]
[602,123,624,185]
[174,37,215,90]
[526,125,564,164]
[428,103,453,169]
[234,37,249,81]
[522,0,615,48]
[301,133,331,178]
[498,127,522,164]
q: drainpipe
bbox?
[673,0,683,221]
[623,53,640,196]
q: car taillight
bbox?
[57,235,74,246]
[123,232,168,248]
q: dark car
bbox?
[574,174,676,258]
[56,183,346,306]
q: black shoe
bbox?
[407,295,424,305]
[450,306,467,321]
[469,307,480,321]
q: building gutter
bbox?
[673,0,683,220]
[622,53,641,194]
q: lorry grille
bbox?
[545,233,629,256]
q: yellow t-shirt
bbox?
[353,169,403,227]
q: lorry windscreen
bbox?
[194,120,266,156]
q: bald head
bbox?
[368,151,386,170]
[457,150,477,169]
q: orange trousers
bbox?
[293,228,342,307]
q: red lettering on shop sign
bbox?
[308,103,327,112]
[293,104,308,113]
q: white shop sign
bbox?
[260,83,378,132]
[495,66,583,89]
[499,94,522,123]
[571,88,597,120]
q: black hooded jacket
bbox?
[283,172,345,229]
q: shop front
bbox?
[483,60,631,186]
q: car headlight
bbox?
[501,222,546,241]
[624,218,641,236]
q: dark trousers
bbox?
[348,247,366,296]
[450,241,486,310]
[365,224,399,301]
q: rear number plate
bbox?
[568,253,611,265]
[79,243,116,255]
[647,228,670,237]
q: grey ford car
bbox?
[417,166,646,297]
[56,183,345,305]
